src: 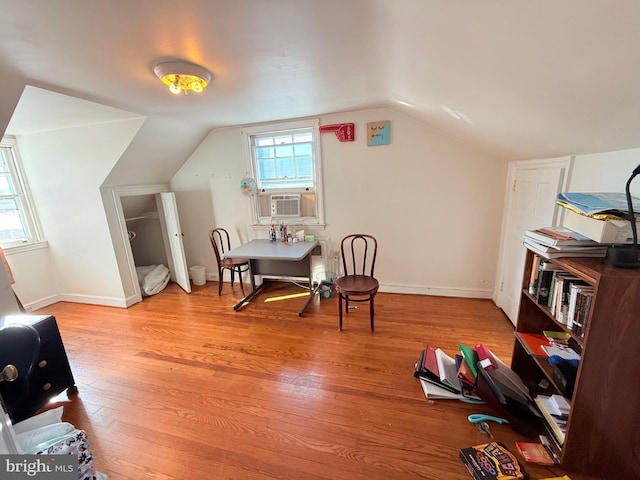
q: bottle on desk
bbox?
[269,224,276,242]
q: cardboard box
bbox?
[563,210,640,244]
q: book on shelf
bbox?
[542,343,581,361]
[566,283,594,330]
[542,330,571,344]
[552,274,587,324]
[523,238,607,259]
[514,332,551,356]
[569,290,593,338]
[534,395,567,446]
[459,442,525,480]
[525,227,599,247]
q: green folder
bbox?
[458,343,479,378]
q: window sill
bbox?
[251,223,326,231]
[2,241,49,255]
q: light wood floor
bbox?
[36,282,598,480]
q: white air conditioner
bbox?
[270,194,301,217]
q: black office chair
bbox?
[0,324,40,422]
[209,228,250,295]
[334,234,379,332]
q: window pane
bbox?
[0,198,28,242]
[293,133,312,143]
[258,158,277,179]
[0,173,16,195]
[276,157,294,178]
[256,146,274,159]
[251,127,316,190]
[295,156,313,178]
[255,137,274,147]
[294,143,311,156]
[273,135,293,145]
[275,144,293,158]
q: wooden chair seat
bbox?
[209,229,250,296]
[220,257,249,269]
[334,275,379,297]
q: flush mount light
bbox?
[153,60,212,95]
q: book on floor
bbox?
[514,441,555,465]
[459,442,525,480]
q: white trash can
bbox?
[189,265,206,286]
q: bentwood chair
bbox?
[334,234,379,332]
[209,228,250,295]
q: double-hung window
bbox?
[0,137,41,248]
[244,119,324,227]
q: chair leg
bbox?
[238,268,245,295]
[230,268,235,287]
[338,293,343,331]
[345,295,349,313]
[370,296,375,333]
[218,268,224,295]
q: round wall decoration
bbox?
[240,177,257,196]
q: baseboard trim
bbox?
[56,293,128,308]
[379,284,493,299]
[23,294,61,312]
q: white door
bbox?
[159,192,191,293]
[494,158,571,325]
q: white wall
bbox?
[171,108,509,298]
[5,118,145,309]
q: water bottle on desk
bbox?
[269,224,276,242]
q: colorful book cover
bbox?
[459,343,479,378]
[514,441,555,465]
[459,442,525,480]
[515,332,551,356]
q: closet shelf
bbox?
[125,212,159,222]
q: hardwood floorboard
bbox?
[33,281,600,479]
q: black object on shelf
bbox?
[548,356,578,397]
[605,163,640,268]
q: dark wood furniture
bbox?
[209,228,250,296]
[512,248,640,479]
[0,314,77,423]
[334,234,379,332]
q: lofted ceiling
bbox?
[1,0,640,174]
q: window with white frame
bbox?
[244,120,324,226]
[0,137,42,247]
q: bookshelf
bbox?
[511,248,640,479]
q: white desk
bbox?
[224,239,320,316]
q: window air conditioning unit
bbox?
[270,194,301,217]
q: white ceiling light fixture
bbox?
[153,60,212,95]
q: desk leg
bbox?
[233,262,262,311]
[233,284,265,311]
[298,281,319,317]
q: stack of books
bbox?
[523,227,608,259]
[413,344,487,402]
[533,394,570,446]
[557,192,640,244]
[528,254,594,339]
